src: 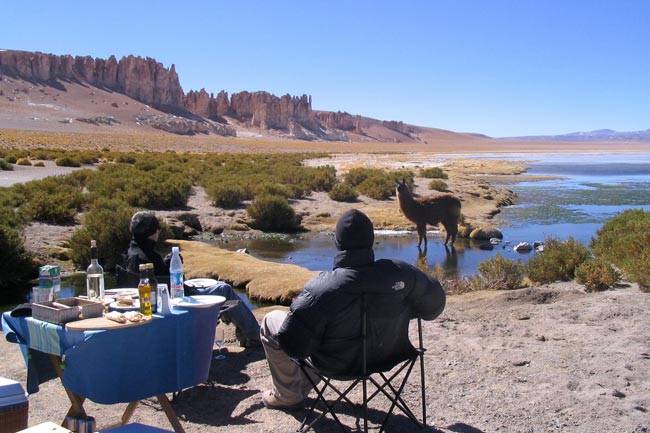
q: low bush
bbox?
[247,194,300,232]
[591,209,650,290]
[16,158,32,166]
[206,183,248,208]
[0,225,38,304]
[68,199,136,270]
[77,152,99,165]
[55,156,81,167]
[344,168,398,200]
[13,176,85,224]
[33,161,45,167]
[526,237,590,284]
[471,253,525,290]
[114,154,137,164]
[357,175,394,200]
[420,167,448,179]
[575,259,621,292]
[0,159,12,171]
[254,183,294,199]
[329,183,359,202]
[428,179,448,191]
[427,264,474,295]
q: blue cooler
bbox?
[0,377,28,433]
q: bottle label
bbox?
[171,272,184,288]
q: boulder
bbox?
[176,213,203,232]
[469,226,503,240]
[514,242,533,252]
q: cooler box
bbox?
[0,377,28,433]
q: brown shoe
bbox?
[261,390,303,411]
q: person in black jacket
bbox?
[123,211,261,347]
[123,211,169,276]
[260,209,446,410]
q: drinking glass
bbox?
[214,327,226,360]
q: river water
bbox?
[219,152,650,278]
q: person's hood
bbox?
[130,211,160,243]
[334,209,374,251]
[333,209,375,269]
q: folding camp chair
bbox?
[292,292,427,433]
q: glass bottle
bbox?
[146,263,158,314]
[138,263,152,316]
[86,240,105,301]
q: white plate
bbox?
[105,288,139,298]
[184,278,219,288]
[171,295,225,309]
[103,297,115,305]
[109,300,140,311]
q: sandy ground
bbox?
[2,282,649,433]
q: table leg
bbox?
[48,354,87,421]
[98,401,140,431]
[157,394,186,433]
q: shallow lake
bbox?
[217,152,650,279]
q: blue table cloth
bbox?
[2,305,219,404]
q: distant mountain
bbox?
[506,129,650,142]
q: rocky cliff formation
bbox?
[184,89,323,134]
[0,49,427,142]
[315,111,362,132]
[0,50,184,109]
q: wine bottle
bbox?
[86,240,105,301]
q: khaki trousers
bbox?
[261,310,316,403]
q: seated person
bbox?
[260,209,446,409]
[123,211,261,347]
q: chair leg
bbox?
[420,350,427,428]
[298,374,358,433]
[362,378,368,433]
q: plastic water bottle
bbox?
[169,246,184,299]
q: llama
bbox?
[396,179,462,248]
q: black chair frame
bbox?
[293,294,427,433]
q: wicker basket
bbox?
[0,377,28,433]
[32,297,104,325]
[0,401,28,433]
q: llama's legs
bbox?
[443,221,458,246]
[416,223,427,249]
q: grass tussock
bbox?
[175,240,318,305]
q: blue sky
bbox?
[3,1,650,137]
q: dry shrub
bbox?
[472,253,525,290]
[526,237,590,284]
[575,259,621,292]
[591,209,650,290]
[329,183,358,202]
[428,264,474,295]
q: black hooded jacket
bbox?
[122,238,169,277]
[277,209,446,375]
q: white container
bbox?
[0,377,28,433]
